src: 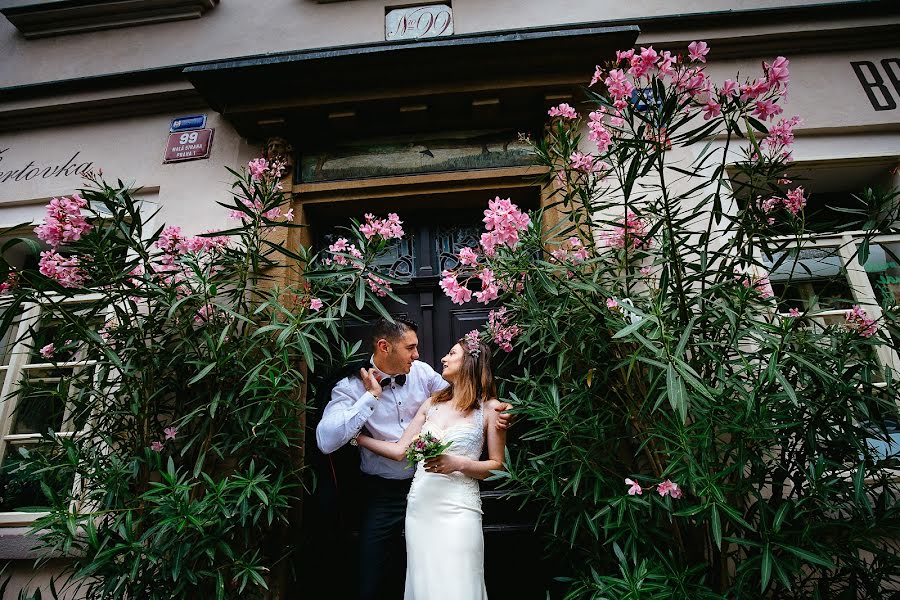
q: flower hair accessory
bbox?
[464,330,481,359]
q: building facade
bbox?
[0,0,898,597]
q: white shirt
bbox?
[316,359,449,479]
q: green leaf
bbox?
[188,362,218,385]
[761,544,772,592]
[666,363,688,423]
[710,505,722,550]
[778,544,836,569]
[355,278,366,310]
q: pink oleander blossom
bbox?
[248,158,269,181]
[440,273,472,305]
[164,427,178,441]
[783,187,807,215]
[150,441,164,452]
[657,50,677,77]
[39,343,54,359]
[703,100,722,121]
[366,273,392,297]
[548,103,578,119]
[788,308,801,317]
[736,269,774,299]
[590,65,604,86]
[606,298,619,310]
[309,298,324,311]
[845,305,878,338]
[458,246,479,266]
[752,99,784,121]
[657,479,683,498]
[765,56,790,90]
[480,197,531,256]
[39,251,87,288]
[628,46,658,78]
[762,116,803,155]
[487,307,519,352]
[615,49,635,64]
[360,213,404,240]
[0,272,19,295]
[625,478,643,496]
[601,210,652,250]
[720,79,738,97]
[34,194,93,248]
[740,77,771,102]
[604,69,635,100]
[588,112,614,153]
[687,41,709,63]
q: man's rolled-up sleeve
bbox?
[316,380,379,454]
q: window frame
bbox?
[0,293,106,526]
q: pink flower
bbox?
[164,427,178,441]
[740,77,771,102]
[628,46,658,78]
[702,100,722,121]
[687,41,709,63]
[640,266,652,275]
[360,213,405,240]
[588,112,614,154]
[657,479,682,498]
[366,273,392,297]
[788,308,801,317]
[615,49,635,64]
[481,197,531,255]
[783,187,807,215]
[309,298,324,311]
[765,56,790,90]
[752,99,784,121]
[38,251,87,288]
[656,50,677,77]
[762,116,803,155]
[720,79,737,97]
[440,274,472,305]
[590,65,604,86]
[604,69,635,101]
[602,210,652,250]
[248,158,269,181]
[0,272,19,295]
[487,307,519,352]
[39,343,54,359]
[150,441,164,452]
[736,269,774,299]
[625,478,643,495]
[845,305,878,338]
[548,103,577,119]
[606,298,619,310]
[194,304,216,324]
[34,194,92,248]
[458,246,479,266]
[474,284,499,304]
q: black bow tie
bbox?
[380,374,407,388]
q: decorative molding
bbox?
[1,0,219,39]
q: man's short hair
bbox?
[371,317,418,348]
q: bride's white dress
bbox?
[404,403,488,600]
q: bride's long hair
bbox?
[432,337,496,412]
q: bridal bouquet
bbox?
[405,431,452,468]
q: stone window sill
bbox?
[1,0,219,39]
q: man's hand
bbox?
[360,368,382,398]
[495,402,514,430]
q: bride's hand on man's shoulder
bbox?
[487,398,515,431]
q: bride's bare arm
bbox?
[424,399,506,480]
[355,398,431,462]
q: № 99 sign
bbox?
[164,128,214,163]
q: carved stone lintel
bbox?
[264,137,294,174]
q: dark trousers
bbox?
[359,474,413,600]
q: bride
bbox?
[356,332,506,600]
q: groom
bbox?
[316,317,511,600]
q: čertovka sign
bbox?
[0,147,95,185]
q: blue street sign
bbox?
[170,115,207,132]
[630,88,661,111]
